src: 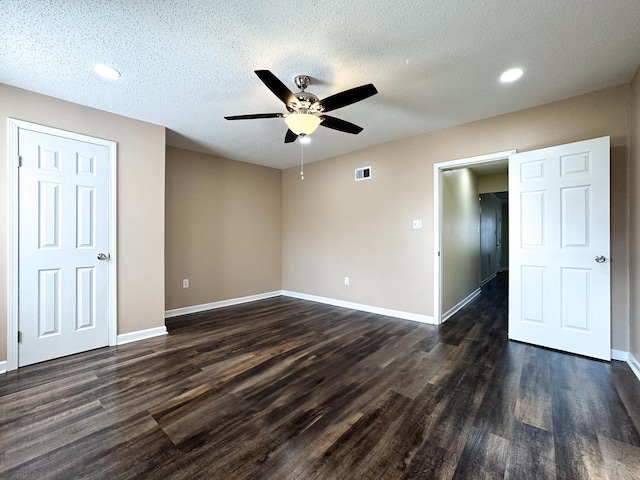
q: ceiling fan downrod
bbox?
[294,75,311,91]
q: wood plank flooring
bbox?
[1,272,639,479]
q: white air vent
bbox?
[355,166,372,181]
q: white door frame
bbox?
[433,150,515,324]
[6,118,118,371]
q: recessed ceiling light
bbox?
[500,68,523,83]
[93,63,121,80]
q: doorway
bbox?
[434,138,611,361]
[433,150,515,324]
[480,192,508,285]
[7,119,118,370]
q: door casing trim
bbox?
[6,119,118,371]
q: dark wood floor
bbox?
[2,273,640,479]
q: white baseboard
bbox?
[282,290,435,325]
[610,349,640,383]
[442,288,481,323]
[165,291,282,318]
[481,272,497,286]
[0,333,168,373]
[117,326,167,345]
[164,289,434,325]
[628,352,640,382]
[611,349,629,361]
[0,328,167,373]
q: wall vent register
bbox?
[355,166,372,181]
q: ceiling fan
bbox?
[224,70,378,143]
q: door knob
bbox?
[595,255,606,263]
[97,253,110,260]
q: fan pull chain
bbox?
[300,140,304,180]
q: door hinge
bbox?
[18,155,22,167]
[18,331,22,343]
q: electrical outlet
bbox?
[412,219,422,230]
[183,279,189,288]
[344,276,350,286]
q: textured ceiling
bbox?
[2,1,640,169]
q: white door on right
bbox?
[509,136,611,360]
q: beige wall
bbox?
[630,68,640,359]
[282,85,631,349]
[442,169,480,313]
[478,173,508,193]
[165,147,282,310]
[0,84,166,362]
[282,143,433,314]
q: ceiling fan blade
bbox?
[318,84,378,113]
[284,129,298,143]
[255,70,300,107]
[319,115,364,134]
[224,113,283,120]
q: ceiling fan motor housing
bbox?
[287,76,323,115]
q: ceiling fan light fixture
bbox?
[284,113,321,135]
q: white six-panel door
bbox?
[18,128,111,366]
[508,137,610,360]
